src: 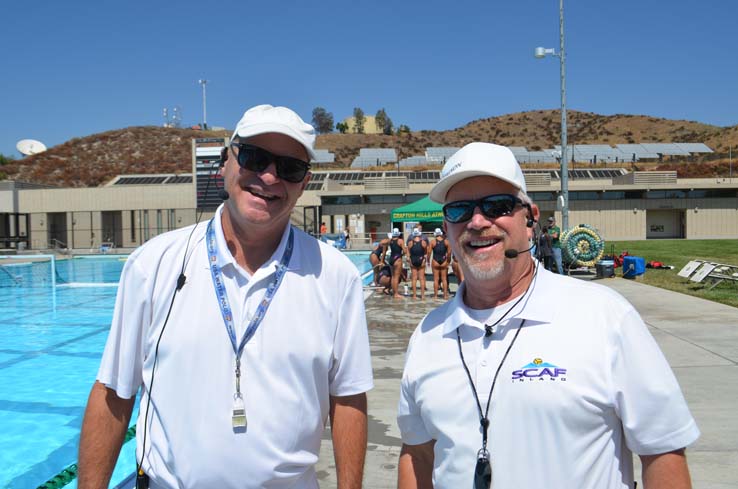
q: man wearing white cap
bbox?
[397,142,698,489]
[79,105,373,488]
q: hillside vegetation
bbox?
[3,110,737,187]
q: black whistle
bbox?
[136,471,149,489]
[474,456,492,489]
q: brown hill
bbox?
[2,110,736,187]
[2,126,229,188]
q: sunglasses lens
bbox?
[481,196,516,219]
[236,145,269,172]
[443,195,520,223]
[235,145,309,183]
[443,202,473,223]
[278,158,309,183]
[474,456,491,489]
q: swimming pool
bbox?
[0,251,371,488]
[0,256,137,488]
[344,250,374,285]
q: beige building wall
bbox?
[19,184,197,250]
[342,115,381,134]
[685,202,738,239]
[0,190,14,210]
[19,184,194,212]
[566,207,647,241]
[71,211,95,249]
[29,213,46,249]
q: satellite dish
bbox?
[16,139,47,156]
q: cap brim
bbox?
[429,170,524,204]
[232,122,317,162]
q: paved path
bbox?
[316,275,737,489]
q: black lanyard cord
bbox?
[456,320,525,453]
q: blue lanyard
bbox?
[206,218,294,360]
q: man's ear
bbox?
[299,172,312,192]
[220,147,228,167]
[528,204,541,239]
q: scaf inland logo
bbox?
[511,358,567,383]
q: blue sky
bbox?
[3,0,736,157]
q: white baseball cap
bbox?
[230,104,317,162]
[411,229,421,237]
[434,228,443,236]
[429,142,526,203]
[392,228,401,237]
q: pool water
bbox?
[0,251,370,488]
[344,250,374,285]
[0,256,137,489]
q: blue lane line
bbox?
[0,327,109,370]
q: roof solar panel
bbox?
[166,175,193,184]
[114,176,169,185]
[401,171,441,182]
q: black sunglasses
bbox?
[230,143,311,183]
[443,193,528,224]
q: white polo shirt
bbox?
[98,205,374,488]
[398,261,699,489]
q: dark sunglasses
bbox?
[443,193,528,224]
[230,143,311,183]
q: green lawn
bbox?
[605,239,738,308]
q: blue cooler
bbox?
[622,256,646,278]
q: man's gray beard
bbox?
[461,252,506,281]
[455,230,507,281]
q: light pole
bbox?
[198,79,208,130]
[535,0,568,231]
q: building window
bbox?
[322,196,362,205]
[569,191,600,201]
[528,192,556,201]
[130,210,135,241]
[364,194,406,204]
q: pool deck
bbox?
[316,273,738,489]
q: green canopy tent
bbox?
[391,196,444,223]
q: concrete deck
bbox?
[316,274,738,489]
